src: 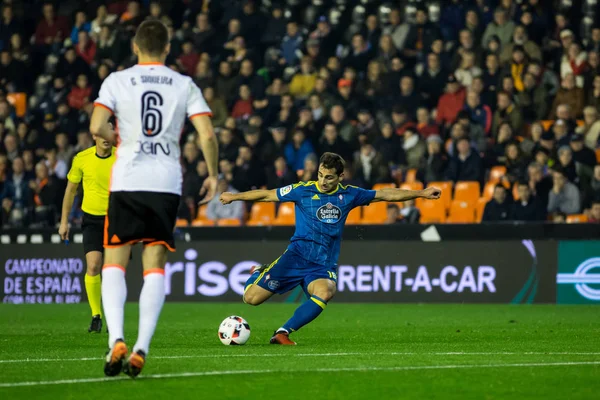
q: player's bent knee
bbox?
[312,282,337,302]
[242,293,262,306]
[87,263,102,276]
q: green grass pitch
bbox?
[0,304,599,400]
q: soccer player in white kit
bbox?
[89,20,219,378]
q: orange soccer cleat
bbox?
[270,330,297,345]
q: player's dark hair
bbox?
[134,20,169,57]
[319,152,345,176]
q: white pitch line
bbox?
[1,361,599,388]
[1,351,600,364]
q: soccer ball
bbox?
[218,316,251,345]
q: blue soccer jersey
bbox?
[276,181,376,267]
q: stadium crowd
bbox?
[0,0,600,228]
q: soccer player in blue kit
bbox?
[219,152,441,344]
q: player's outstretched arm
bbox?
[89,106,115,141]
[372,186,441,203]
[220,189,279,204]
[58,181,79,241]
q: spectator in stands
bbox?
[3,133,18,162]
[588,199,600,223]
[481,53,500,108]
[0,50,27,92]
[90,5,117,40]
[416,53,447,109]
[217,128,239,163]
[75,31,96,65]
[436,74,466,129]
[421,135,447,184]
[482,8,515,49]
[182,142,200,175]
[403,129,426,170]
[500,25,542,65]
[284,129,314,172]
[415,107,439,138]
[35,3,69,47]
[561,43,588,88]
[464,89,492,135]
[504,142,528,183]
[511,181,544,221]
[207,179,244,222]
[183,161,207,208]
[557,146,578,184]
[548,167,581,215]
[551,74,584,118]
[336,78,360,119]
[261,5,286,49]
[55,133,74,166]
[31,161,62,226]
[300,153,318,182]
[527,60,559,97]
[518,72,548,123]
[231,84,253,120]
[400,199,421,224]
[329,105,357,144]
[384,203,401,224]
[232,145,263,191]
[577,106,600,149]
[289,57,317,99]
[374,120,404,169]
[482,183,511,222]
[357,60,386,109]
[353,141,390,189]
[570,134,597,168]
[281,21,303,66]
[120,1,143,33]
[203,87,227,128]
[1,157,31,226]
[492,91,523,136]
[455,51,482,88]
[67,74,92,111]
[318,123,350,161]
[0,100,15,133]
[552,211,567,223]
[193,60,214,90]
[266,155,295,189]
[446,137,483,183]
[403,6,441,63]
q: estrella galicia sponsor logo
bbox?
[557,241,600,303]
[317,202,341,224]
[268,280,280,290]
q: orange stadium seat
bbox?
[453,181,481,206]
[272,203,295,225]
[566,214,588,223]
[217,218,242,226]
[196,205,209,221]
[404,169,417,183]
[345,207,362,224]
[447,200,475,223]
[191,219,215,227]
[6,93,27,117]
[372,183,396,190]
[476,197,488,222]
[489,166,507,183]
[248,202,275,225]
[596,148,600,163]
[427,181,453,210]
[361,202,387,224]
[483,182,496,200]
[175,219,189,227]
[400,182,424,191]
[419,199,447,223]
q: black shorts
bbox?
[104,191,180,252]
[82,212,105,254]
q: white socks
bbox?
[133,271,165,355]
[101,266,127,348]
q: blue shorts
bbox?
[254,250,337,295]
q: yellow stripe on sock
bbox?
[311,296,327,310]
[85,273,102,317]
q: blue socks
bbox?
[281,295,327,333]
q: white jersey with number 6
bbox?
[94,63,211,195]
